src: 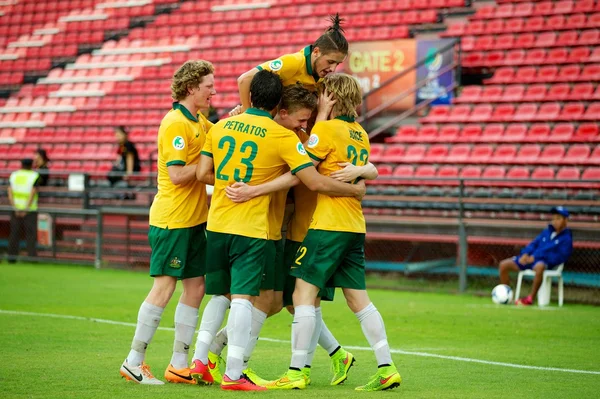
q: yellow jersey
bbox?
[306,116,370,234]
[150,103,212,229]
[257,46,321,91]
[287,129,317,242]
[268,186,289,241]
[202,108,313,239]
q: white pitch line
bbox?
[1,309,599,376]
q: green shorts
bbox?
[289,229,366,291]
[205,231,267,296]
[283,239,336,307]
[261,238,286,291]
[148,223,206,280]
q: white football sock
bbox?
[355,303,393,366]
[304,307,323,367]
[193,295,230,363]
[225,298,253,380]
[319,317,341,356]
[242,307,267,368]
[290,305,315,370]
[209,327,228,356]
[127,301,164,366]
[171,302,198,369]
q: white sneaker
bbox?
[120,360,164,385]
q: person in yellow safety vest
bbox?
[7,158,40,263]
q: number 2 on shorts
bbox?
[295,246,307,266]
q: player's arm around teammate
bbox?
[119,61,216,386]
[237,14,348,111]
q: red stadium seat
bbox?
[558,103,585,120]
[482,166,507,181]
[563,144,591,164]
[404,145,427,162]
[446,144,471,163]
[370,144,384,162]
[547,48,568,64]
[455,86,482,103]
[568,83,594,101]
[546,83,571,101]
[506,166,530,181]
[579,30,599,46]
[381,145,405,163]
[528,123,551,142]
[539,144,566,163]
[536,66,558,83]
[573,123,599,141]
[491,144,517,164]
[581,167,600,183]
[460,124,482,142]
[556,167,580,183]
[513,103,537,121]
[419,125,439,142]
[481,124,504,141]
[438,125,461,142]
[574,0,595,13]
[447,105,472,123]
[481,85,503,102]
[470,145,493,163]
[536,102,561,121]
[588,146,600,165]
[556,30,578,46]
[392,165,415,185]
[531,167,556,187]
[501,85,525,102]
[523,84,548,101]
[505,49,525,65]
[582,103,600,120]
[490,104,515,122]
[485,67,515,84]
[460,165,483,179]
[437,166,459,185]
[516,144,542,164]
[424,145,449,163]
[504,124,527,142]
[515,66,537,83]
[580,64,600,81]
[393,126,418,142]
[415,165,437,184]
[421,106,450,123]
[551,123,575,142]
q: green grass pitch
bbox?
[0,263,599,398]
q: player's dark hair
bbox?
[313,14,348,55]
[280,84,317,114]
[115,126,128,136]
[250,70,283,111]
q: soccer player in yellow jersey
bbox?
[203,85,355,387]
[267,73,402,391]
[237,14,348,110]
[119,61,216,385]
[190,70,365,391]
[224,87,379,389]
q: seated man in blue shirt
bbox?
[498,206,573,306]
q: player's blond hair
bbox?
[320,73,362,119]
[171,60,214,101]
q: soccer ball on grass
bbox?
[491,284,513,304]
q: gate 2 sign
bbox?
[345,39,416,112]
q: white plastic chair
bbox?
[515,263,564,307]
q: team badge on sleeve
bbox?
[269,59,283,71]
[296,142,307,155]
[307,134,319,148]
[173,136,185,150]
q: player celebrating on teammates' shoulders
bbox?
[119,60,216,385]
[268,73,402,391]
[190,70,365,391]
[237,13,348,110]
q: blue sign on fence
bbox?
[416,39,455,106]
